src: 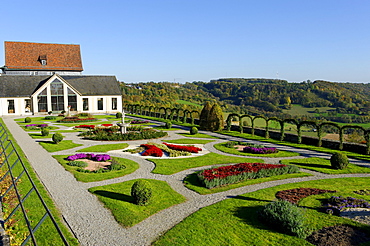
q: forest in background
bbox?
[121,78,370,124]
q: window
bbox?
[50,81,64,111]
[97,98,103,110]
[7,100,15,114]
[67,88,77,111]
[83,98,89,111]
[25,99,31,113]
[112,98,117,110]
[37,88,48,112]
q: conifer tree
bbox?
[208,103,224,131]
[199,101,212,130]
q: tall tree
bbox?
[199,102,212,130]
[208,103,224,132]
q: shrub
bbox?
[330,152,349,169]
[44,116,56,120]
[131,180,152,206]
[259,200,310,238]
[165,121,172,129]
[108,158,126,171]
[116,112,122,118]
[41,128,49,136]
[190,127,198,135]
[52,132,64,144]
[48,111,52,115]
[67,160,88,168]
[61,110,66,114]
[25,117,32,123]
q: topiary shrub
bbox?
[190,127,198,135]
[25,117,32,123]
[41,128,49,136]
[259,199,310,239]
[52,132,64,144]
[131,180,152,206]
[330,152,349,170]
[116,112,122,118]
[165,121,172,129]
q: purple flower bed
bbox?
[66,153,111,162]
[324,196,370,215]
[243,146,278,154]
[130,120,150,124]
[25,124,48,128]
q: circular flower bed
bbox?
[224,141,279,154]
[65,153,125,173]
[25,124,49,130]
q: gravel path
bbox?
[3,116,370,246]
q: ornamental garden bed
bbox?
[125,142,203,157]
[57,116,97,123]
[53,155,139,182]
[197,162,300,189]
[214,141,299,158]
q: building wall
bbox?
[0,97,32,116]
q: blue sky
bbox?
[2,0,370,83]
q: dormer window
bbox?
[39,55,47,66]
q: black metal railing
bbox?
[0,123,70,246]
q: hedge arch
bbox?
[341,125,366,150]
[365,130,370,155]
[190,110,200,125]
[252,115,266,137]
[148,106,155,117]
[239,114,253,134]
[183,110,190,123]
[158,107,166,119]
[266,117,281,139]
[226,113,240,131]
[143,105,150,116]
[297,121,317,144]
[317,122,341,147]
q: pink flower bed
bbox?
[66,153,111,161]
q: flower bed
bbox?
[75,125,96,129]
[101,124,113,127]
[163,143,202,153]
[140,144,163,157]
[25,124,48,128]
[324,196,370,215]
[66,153,111,162]
[275,188,336,204]
[198,163,300,189]
[243,146,278,154]
[57,117,97,123]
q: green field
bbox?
[175,100,202,108]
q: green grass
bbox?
[88,179,186,227]
[150,152,263,175]
[280,157,370,174]
[282,104,336,116]
[53,155,139,182]
[220,130,370,162]
[20,125,59,131]
[153,177,370,246]
[184,172,312,195]
[153,126,179,131]
[163,139,214,144]
[175,100,202,108]
[213,142,300,158]
[28,133,53,139]
[77,143,129,152]
[177,133,219,139]
[39,140,83,152]
[0,119,78,245]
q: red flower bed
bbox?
[163,143,202,153]
[198,163,299,189]
[75,125,95,129]
[101,124,113,127]
[140,144,163,157]
[201,163,287,181]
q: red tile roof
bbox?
[4,41,83,71]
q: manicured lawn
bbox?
[53,155,139,182]
[153,126,180,131]
[77,143,129,152]
[150,152,263,175]
[184,172,312,195]
[213,142,300,158]
[28,133,52,139]
[280,157,370,174]
[164,139,214,144]
[88,179,186,227]
[20,125,59,131]
[39,140,83,152]
[153,177,370,246]
[177,133,219,139]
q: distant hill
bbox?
[121,78,370,121]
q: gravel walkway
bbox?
[3,116,370,246]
